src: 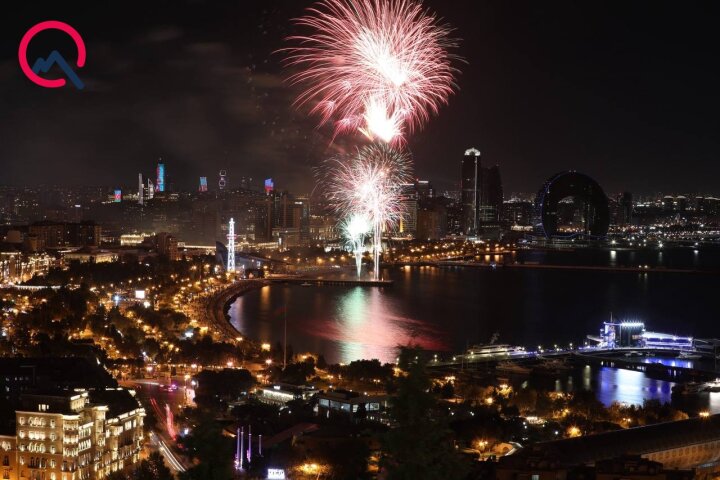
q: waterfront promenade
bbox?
[399,260,718,275]
[202,279,266,341]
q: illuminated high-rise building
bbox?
[264,178,274,195]
[199,176,208,192]
[0,388,144,480]
[399,183,418,235]
[156,161,165,192]
[461,148,481,236]
[479,164,503,224]
[227,218,236,272]
[138,173,144,205]
[461,148,503,234]
[146,179,154,200]
[415,180,434,199]
[219,170,228,191]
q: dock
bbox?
[427,348,720,383]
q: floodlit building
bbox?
[0,389,144,480]
[317,390,390,424]
[588,321,694,351]
[63,248,118,264]
[257,384,319,407]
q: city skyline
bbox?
[2,1,720,194]
[3,3,720,480]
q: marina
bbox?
[428,321,720,387]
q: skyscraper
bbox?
[461,148,481,235]
[619,192,633,225]
[479,164,503,224]
[399,183,418,236]
[156,161,165,192]
[461,148,503,235]
[146,179,154,200]
[219,170,228,191]
[138,173,144,205]
[199,176,208,192]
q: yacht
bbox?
[465,344,526,358]
[678,351,702,360]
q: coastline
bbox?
[205,279,267,341]
[395,261,719,275]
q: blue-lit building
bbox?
[156,162,165,192]
[592,321,693,351]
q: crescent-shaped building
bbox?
[534,171,610,238]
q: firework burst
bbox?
[341,213,371,277]
[320,143,413,279]
[285,0,459,144]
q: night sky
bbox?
[2,1,720,195]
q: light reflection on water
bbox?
[228,280,447,364]
[228,262,720,370]
[642,357,694,369]
[593,367,674,406]
[533,366,674,408]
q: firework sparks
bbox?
[341,213,371,277]
[285,0,459,144]
[321,143,413,280]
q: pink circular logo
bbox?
[18,20,86,89]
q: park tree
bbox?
[135,452,175,480]
[106,452,174,480]
[381,346,468,480]
[179,416,234,480]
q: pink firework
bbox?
[285,0,459,144]
[320,143,413,229]
[319,143,413,279]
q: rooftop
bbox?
[503,414,720,467]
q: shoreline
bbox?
[395,261,719,275]
[206,279,267,341]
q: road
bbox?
[122,378,195,473]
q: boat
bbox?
[624,351,644,357]
[678,351,702,360]
[533,359,572,375]
[496,361,531,375]
[465,344,526,358]
[672,382,705,395]
[300,282,313,287]
[705,381,720,393]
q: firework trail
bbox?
[284,0,459,144]
[341,214,371,277]
[320,143,413,279]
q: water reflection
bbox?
[642,357,694,369]
[230,282,446,364]
[593,367,673,406]
[709,392,720,413]
[228,261,720,365]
